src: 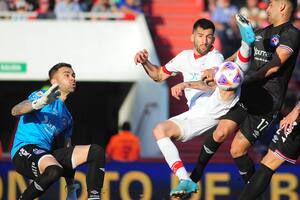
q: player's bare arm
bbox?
[134,49,170,82]
[185,80,216,91]
[171,80,216,100]
[11,100,34,116]
[225,51,238,62]
[11,84,60,116]
[244,47,292,83]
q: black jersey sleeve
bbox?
[279,26,300,53]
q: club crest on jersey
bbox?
[36,91,44,97]
[270,35,280,47]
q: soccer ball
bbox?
[214,61,243,91]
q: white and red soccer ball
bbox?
[214,61,244,91]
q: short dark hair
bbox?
[289,0,298,15]
[48,62,72,80]
[121,122,131,131]
[193,18,215,34]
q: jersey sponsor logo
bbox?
[41,115,57,134]
[270,34,280,47]
[253,47,273,62]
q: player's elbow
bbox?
[11,107,19,117]
[266,66,280,77]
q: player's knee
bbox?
[213,130,227,142]
[87,144,105,164]
[43,165,63,183]
[153,123,168,140]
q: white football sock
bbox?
[235,41,251,73]
[157,137,190,180]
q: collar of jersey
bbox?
[194,46,214,59]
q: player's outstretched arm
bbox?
[11,84,60,116]
[134,49,169,82]
[171,80,216,100]
[11,100,35,117]
[244,47,292,83]
[185,80,216,91]
[225,51,238,62]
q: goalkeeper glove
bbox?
[32,84,60,110]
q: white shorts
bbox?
[169,87,240,142]
[169,108,218,142]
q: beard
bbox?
[195,43,212,55]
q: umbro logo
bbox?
[239,170,247,175]
[255,35,263,42]
[34,182,44,191]
[99,168,105,172]
[91,190,99,195]
[203,145,214,154]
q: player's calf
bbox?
[19,165,63,200]
[86,144,106,200]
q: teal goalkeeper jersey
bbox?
[11,90,73,159]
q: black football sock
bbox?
[190,134,222,182]
[234,154,255,183]
[19,165,63,200]
[86,144,106,200]
[238,164,274,200]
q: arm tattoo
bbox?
[11,100,34,116]
[185,80,216,91]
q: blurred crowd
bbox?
[0,0,143,19]
[198,0,300,103]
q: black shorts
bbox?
[269,120,300,164]
[13,144,75,180]
[221,102,276,144]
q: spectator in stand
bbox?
[106,121,141,162]
[211,0,239,58]
[54,0,81,19]
[91,0,117,12]
[118,0,142,19]
[0,0,8,11]
[36,0,55,19]
[239,0,267,29]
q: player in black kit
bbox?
[181,0,300,197]
[238,100,300,200]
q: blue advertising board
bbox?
[0,160,299,199]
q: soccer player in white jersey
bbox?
[134,16,255,197]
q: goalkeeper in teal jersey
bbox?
[10,63,105,200]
